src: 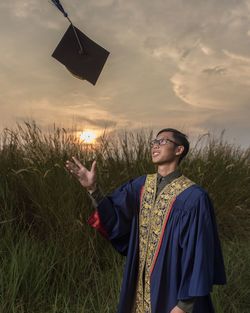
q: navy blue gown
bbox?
[88,175,226,313]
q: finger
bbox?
[90,160,97,173]
[65,160,74,167]
[72,156,83,168]
[65,161,76,171]
[64,165,78,178]
[64,166,76,176]
[66,160,81,172]
[70,170,80,180]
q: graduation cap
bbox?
[50,0,110,85]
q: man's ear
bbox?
[175,145,184,156]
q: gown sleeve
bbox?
[177,190,226,299]
[88,176,145,255]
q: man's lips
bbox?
[152,151,160,157]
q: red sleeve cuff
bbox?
[87,210,108,238]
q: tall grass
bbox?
[0,122,249,313]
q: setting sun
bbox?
[79,130,97,144]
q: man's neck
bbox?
[157,163,178,177]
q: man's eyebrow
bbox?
[156,136,172,140]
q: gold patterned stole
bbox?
[134,174,194,313]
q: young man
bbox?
[66,128,226,313]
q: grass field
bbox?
[0,122,249,313]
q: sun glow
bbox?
[79,130,97,144]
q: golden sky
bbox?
[0,0,249,146]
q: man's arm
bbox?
[88,186,105,207]
[66,156,145,255]
[87,177,145,255]
[178,190,226,299]
[176,299,195,312]
[170,306,186,313]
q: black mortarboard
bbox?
[50,0,110,85]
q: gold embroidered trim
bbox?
[134,174,194,313]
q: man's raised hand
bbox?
[66,157,97,192]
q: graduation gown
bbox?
[88,174,226,313]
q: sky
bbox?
[0,0,249,146]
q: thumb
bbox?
[90,160,97,173]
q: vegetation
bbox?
[0,122,249,313]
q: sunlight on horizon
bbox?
[79,130,97,144]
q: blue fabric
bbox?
[96,177,226,313]
[51,0,68,17]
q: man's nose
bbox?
[152,141,160,147]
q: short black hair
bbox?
[156,128,189,163]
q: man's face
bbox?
[151,131,181,165]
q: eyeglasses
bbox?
[150,138,179,147]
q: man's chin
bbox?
[152,158,175,166]
[152,158,164,165]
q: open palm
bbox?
[66,157,97,190]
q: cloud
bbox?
[69,115,117,128]
[0,0,249,146]
[202,66,227,76]
[170,45,250,109]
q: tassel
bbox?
[50,0,84,54]
[50,0,68,18]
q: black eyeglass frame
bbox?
[150,137,180,147]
